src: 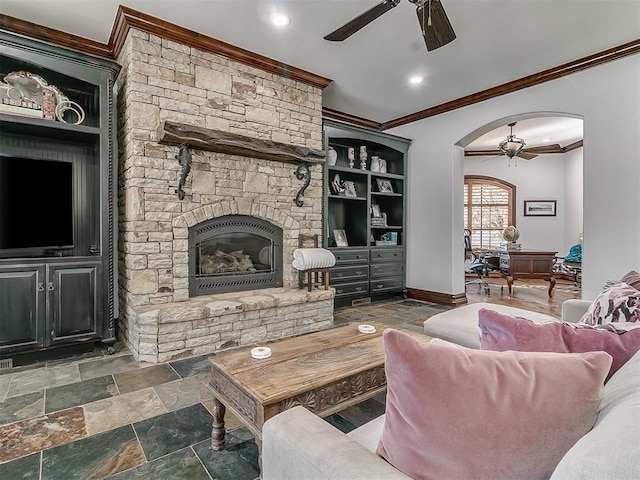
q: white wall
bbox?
[464,153,568,252]
[563,148,584,255]
[390,55,640,300]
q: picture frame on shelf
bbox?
[343,181,358,198]
[371,204,382,218]
[524,200,557,217]
[333,229,349,247]
[376,178,393,193]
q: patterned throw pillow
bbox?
[621,270,640,290]
[579,282,640,325]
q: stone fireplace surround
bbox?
[116,28,334,363]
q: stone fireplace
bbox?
[115,28,334,362]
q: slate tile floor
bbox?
[0,298,445,479]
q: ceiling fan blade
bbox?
[523,144,562,154]
[517,151,538,160]
[324,0,400,42]
[416,0,456,51]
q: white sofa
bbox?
[421,300,592,348]
[262,300,640,479]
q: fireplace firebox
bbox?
[188,215,283,296]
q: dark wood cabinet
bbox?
[0,32,119,363]
[0,260,102,355]
[323,120,410,307]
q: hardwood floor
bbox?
[464,276,582,319]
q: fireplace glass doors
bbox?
[189,215,283,296]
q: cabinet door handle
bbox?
[47,282,54,291]
[377,284,384,289]
[355,287,364,291]
[336,289,344,294]
[37,282,45,292]
[355,270,364,275]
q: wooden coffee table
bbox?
[209,321,429,453]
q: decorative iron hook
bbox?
[294,163,311,207]
[175,143,192,200]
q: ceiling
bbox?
[2,1,638,147]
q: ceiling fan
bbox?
[466,122,564,162]
[324,0,456,52]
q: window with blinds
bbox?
[464,176,516,249]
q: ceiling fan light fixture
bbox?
[499,123,526,159]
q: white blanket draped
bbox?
[292,248,336,271]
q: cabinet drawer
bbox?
[370,247,404,263]
[370,277,405,293]
[370,262,405,279]
[332,249,369,265]
[330,265,369,284]
[333,281,369,297]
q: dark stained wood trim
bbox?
[321,107,383,131]
[2,11,637,128]
[157,121,325,165]
[407,288,468,307]
[109,6,332,90]
[382,39,640,130]
[465,139,583,157]
[0,14,112,58]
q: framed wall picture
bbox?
[333,229,349,247]
[524,200,557,216]
[371,204,382,218]
[376,178,393,193]
[343,180,358,197]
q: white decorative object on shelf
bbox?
[327,146,338,166]
[359,145,367,170]
[0,71,85,124]
[348,147,355,168]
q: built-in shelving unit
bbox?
[0,31,120,364]
[323,119,411,307]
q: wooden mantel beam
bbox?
[157,121,325,165]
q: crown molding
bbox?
[0,8,332,91]
[0,13,112,58]
[1,11,637,130]
[108,6,332,90]
[382,39,640,130]
[321,107,383,131]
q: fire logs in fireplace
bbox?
[199,249,257,275]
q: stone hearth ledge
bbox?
[125,287,335,363]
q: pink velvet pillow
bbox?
[377,329,611,480]
[478,308,640,381]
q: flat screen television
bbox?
[0,154,74,253]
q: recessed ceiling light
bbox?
[542,138,552,142]
[271,13,290,27]
[409,76,423,85]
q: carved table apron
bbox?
[209,321,429,454]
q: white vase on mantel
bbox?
[327,147,338,166]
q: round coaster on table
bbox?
[358,324,376,334]
[251,346,272,359]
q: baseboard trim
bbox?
[407,288,468,307]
